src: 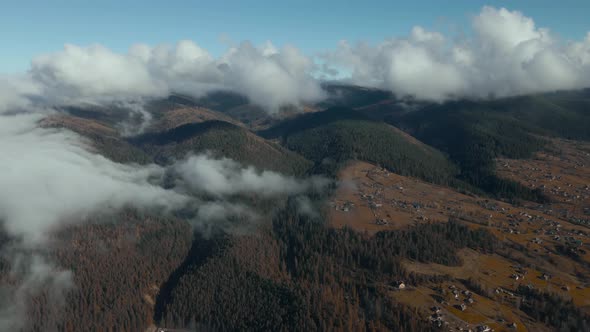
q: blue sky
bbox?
[1,0,589,73]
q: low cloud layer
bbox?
[0,114,326,243]
[324,6,590,100]
[175,154,328,197]
[0,110,327,327]
[0,113,188,243]
[0,253,73,330]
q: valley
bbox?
[1,85,589,332]
[328,137,590,331]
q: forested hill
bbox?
[260,107,459,185]
[133,120,313,176]
[384,92,590,202]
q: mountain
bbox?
[134,120,313,176]
[146,106,245,132]
[44,98,313,175]
[9,210,193,332]
[9,86,590,332]
[40,114,152,164]
[261,106,459,185]
[384,92,590,202]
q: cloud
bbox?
[0,113,326,244]
[323,6,590,100]
[174,153,330,198]
[3,7,589,113]
[0,113,188,243]
[0,75,41,113]
[0,37,330,326]
[31,44,166,105]
[193,201,261,237]
[0,253,73,330]
[219,43,325,110]
[0,111,329,327]
[3,40,323,113]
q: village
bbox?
[327,138,590,331]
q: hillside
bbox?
[2,210,193,332]
[135,120,313,176]
[12,87,590,332]
[146,106,245,132]
[326,141,590,331]
[40,114,152,164]
[154,202,500,331]
[261,107,459,185]
[385,92,590,202]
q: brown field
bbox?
[328,138,590,331]
[497,138,590,228]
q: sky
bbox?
[2,0,589,73]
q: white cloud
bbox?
[0,253,72,330]
[323,6,590,100]
[9,40,323,112]
[31,44,166,104]
[174,153,329,197]
[0,113,188,243]
[0,75,41,113]
[0,111,328,326]
[219,42,325,110]
[473,6,548,53]
[2,7,588,112]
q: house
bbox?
[457,303,467,311]
[395,281,406,289]
[375,218,389,225]
[476,325,492,332]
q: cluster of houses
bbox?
[330,200,355,212]
[366,166,391,179]
[501,157,589,205]
[447,285,476,313]
[498,207,590,256]
[510,265,529,281]
[375,218,389,225]
[546,183,589,203]
[428,306,446,328]
[477,200,505,212]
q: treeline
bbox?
[13,210,193,332]
[261,107,459,184]
[157,203,499,331]
[516,286,590,331]
[389,105,550,203]
[385,92,590,201]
